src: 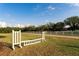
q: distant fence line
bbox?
[46,31,79,36]
[23,31,42,34]
[23,31,79,36]
[0,30,79,36]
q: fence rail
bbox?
[23,31,79,36]
[46,31,79,36]
[21,38,42,46]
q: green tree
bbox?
[64,16,79,30]
[64,16,79,25]
[54,22,64,31]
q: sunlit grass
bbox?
[0,33,79,55]
[0,33,41,43]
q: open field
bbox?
[0,32,79,56]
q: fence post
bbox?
[56,31,57,35]
[63,31,64,35]
[12,30,15,50]
[42,31,46,41]
[72,31,73,36]
[19,30,22,48]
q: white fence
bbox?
[21,38,42,46]
[12,30,22,50]
[12,30,46,50]
[47,31,79,36]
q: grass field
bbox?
[0,32,79,56]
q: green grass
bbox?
[0,33,41,43]
[46,36,79,55]
[0,32,79,55]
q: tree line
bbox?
[0,16,79,33]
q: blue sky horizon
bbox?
[0,3,79,26]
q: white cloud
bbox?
[70,3,79,7]
[34,4,56,11]
[15,24,25,28]
[47,5,56,11]
[0,21,7,28]
[39,5,56,16]
[45,19,49,23]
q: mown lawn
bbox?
[0,32,79,56]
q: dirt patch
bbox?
[0,39,3,42]
[0,42,12,56]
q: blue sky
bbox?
[0,3,79,26]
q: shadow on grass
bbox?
[0,36,6,38]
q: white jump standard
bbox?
[12,30,22,50]
[12,30,46,50]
